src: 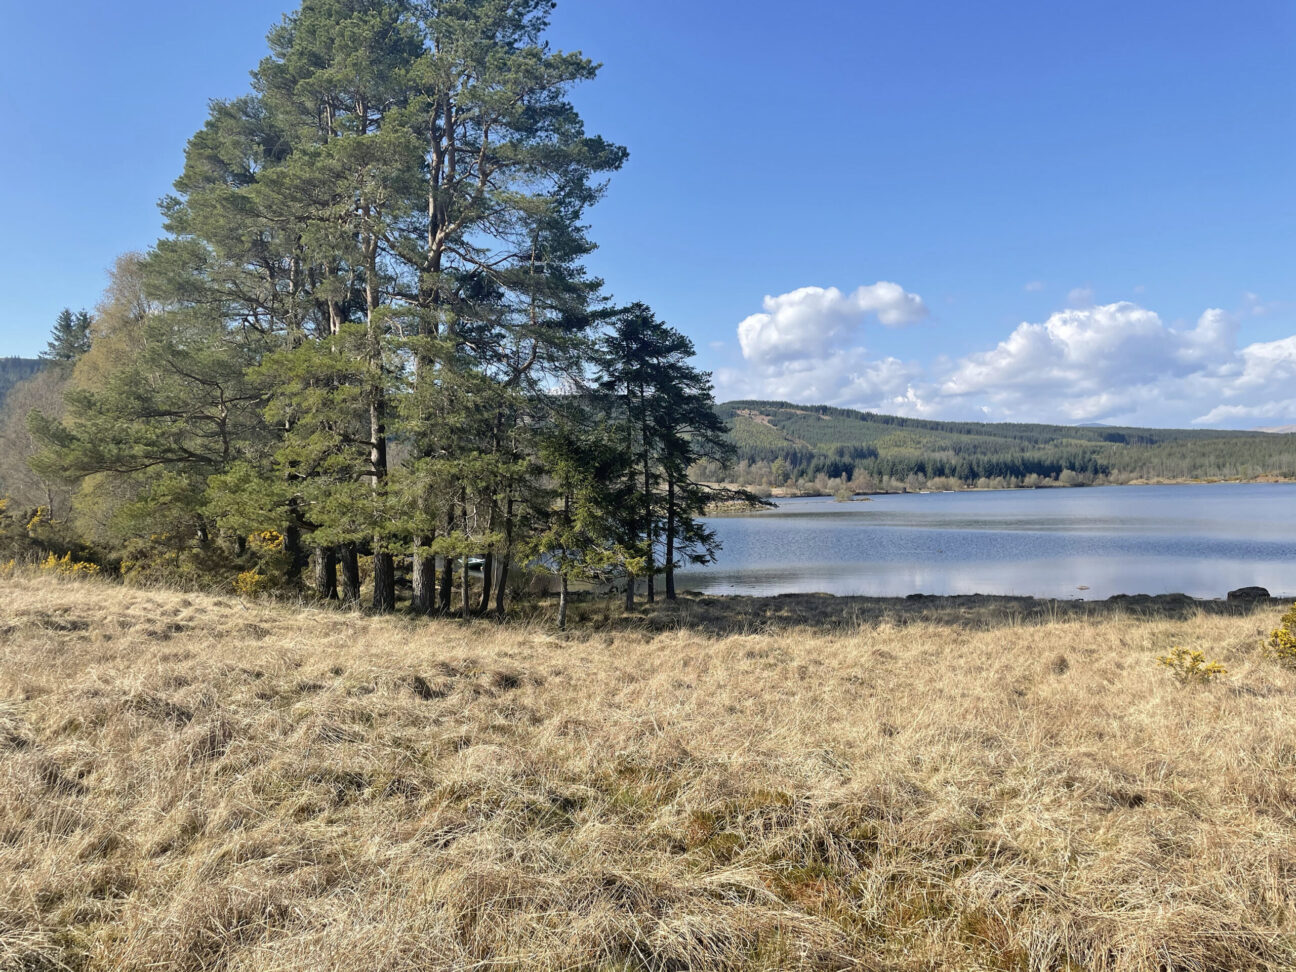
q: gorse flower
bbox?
[1264,603,1296,668]
[38,552,101,576]
[234,570,275,597]
[249,530,286,552]
[1158,646,1227,684]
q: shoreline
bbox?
[577,588,1291,633]
[708,476,1296,503]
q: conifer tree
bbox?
[597,303,751,602]
[40,309,93,362]
[526,404,637,629]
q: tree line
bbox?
[2,0,747,624]
[713,402,1296,492]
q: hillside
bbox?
[713,400,1296,491]
[3,574,1294,970]
[0,356,42,406]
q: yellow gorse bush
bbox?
[26,507,50,531]
[38,552,102,577]
[1265,603,1296,668]
[249,530,286,552]
[234,569,275,597]
[1158,646,1227,684]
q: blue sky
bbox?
[2,0,1293,426]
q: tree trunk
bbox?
[558,573,569,631]
[313,546,338,600]
[476,550,494,615]
[493,495,514,617]
[438,510,455,612]
[642,389,654,604]
[372,552,395,612]
[438,556,453,613]
[339,543,361,604]
[665,477,676,600]
[411,537,436,614]
[283,522,309,589]
[362,187,394,614]
[644,464,655,603]
[460,553,470,621]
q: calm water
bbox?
[676,483,1296,599]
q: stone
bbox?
[1227,586,1270,602]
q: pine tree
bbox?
[597,303,752,601]
[30,257,275,578]
[597,304,687,604]
[40,309,93,362]
[526,405,637,629]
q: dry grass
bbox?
[2,575,1294,971]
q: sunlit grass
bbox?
[2,574,1294,970]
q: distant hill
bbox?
[0,357,43,406]
[712,400,1296,490]
[1257,425,1296,435]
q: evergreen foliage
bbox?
[39,309,93,362]
[12,0,733,618]
[715,401,1296,491]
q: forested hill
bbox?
[0,357,42,405]
[711,400,1296,491]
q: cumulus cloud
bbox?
[719,350,925,414]
[934,303,1268,423]
[1194,397,1296,425]
[721,282,929,415]
[940,303,1238,407]
[736,283,927,365]
[720,285,1296,427]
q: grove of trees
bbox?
[2,0,746,620]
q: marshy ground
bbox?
[2,575,1294,970]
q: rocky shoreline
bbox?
[624,587,1291,633]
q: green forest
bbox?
[0,0,746,624]
[703,401,1296,494]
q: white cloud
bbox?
[721,286,1296,428]
[935,303,1258,423]
[721,282,929,414]
[1023,280,1046,292]
[718,350,924,412]
[1194,398,1296,425]
[736,283,927,365]
[941,303,1236,406]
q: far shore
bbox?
[710,474,1296,510]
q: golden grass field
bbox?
[2,574,1294,971]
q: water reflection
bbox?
[676,483,1296,599]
